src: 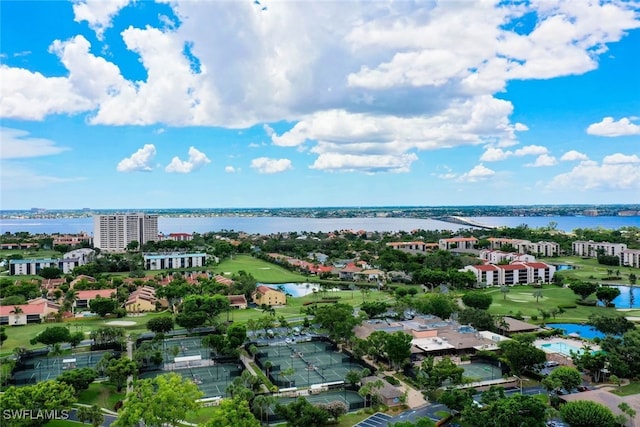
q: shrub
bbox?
[384,375,400,386]
[576,300,597,306]
[531,315,538,321]
[557,303,577,309]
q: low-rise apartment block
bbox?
[143,252,206,270]
[621,249,640,268]
[9,249,95,275]
[438,237,478,251]
[462,262,556,286]
[572,241,627,258]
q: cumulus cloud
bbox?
[480,144,549,162]
[0,128,69,159]
[2,1,640,173]
[548,154,640,191]
[310,153,417,173]
[225,166,237,173]
[165,147,211,173]
[587,117,640,137]
[250,157,292,174]
[457,164,495,182]
[560,150,589,162]
[72,0,132,41]
[526,154,557,167]
[116,144,156,172]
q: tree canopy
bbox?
[560,400,616,427]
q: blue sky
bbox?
[1,0,639,210]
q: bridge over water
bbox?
[435,216,497,230]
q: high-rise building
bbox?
[93,213,158,252]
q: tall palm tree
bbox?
[10,306,23,325]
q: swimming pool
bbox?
[262,283,317,297]
[538,341,593,357]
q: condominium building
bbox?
[462,262,556,286]
[143,252,206,270]
[93,213,158,252]
[621,249,640,269]
[572,241,628,258]
[487,238,560,257]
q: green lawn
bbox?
[541,256,637,284]
[0,312,167,356]
[0,249,64,259]
[77,382,125,410]
[610,381,640,396]
[215,255,313,283]
[485,284,640,323]
[44,420,83,426]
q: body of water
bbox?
[0,215,638,235]
[608,285,639,309]
[262,283,317,297]
[546,323,607,340]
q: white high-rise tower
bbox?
[93,213,158,252]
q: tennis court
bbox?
[11,350,113,384]
[162,336,211,361]
[255,340,365,388]
[140,362,242,397]
[461,362,503,381]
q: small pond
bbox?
[607,285,640,309]
[261,283,318,297]
[546,323,607,340]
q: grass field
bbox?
[541,256,637,284]
[0,312,167,356]
[77,382,125,410]
[485,284,640,322]
[0,249,64,259]
[215,255,314,283]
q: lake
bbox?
[0,215,638,235]
[608,285,640,309]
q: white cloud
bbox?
[72,0,131,41]
[165,147,211,173]
[116,144,157,172]
[0,163,85,191]
[587,117,640,137]
[526,154,557,167]
[225,166,236,173]
[602,153,640,165]
[310,153,417,173]
[0,128,69,159]
[560,150,589,162]
[480,144,549,162]
[263,124,275,137]
[250,157,292,174]
[1,1,639,173]
[548,155,640,191]
[457,164,495,182]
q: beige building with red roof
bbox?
[386,241,439,254]
[228,294,248,309]
[439,237,478,251]
[74,289,116,310]
[0,298,60,326]
[125,286,162,313]
[252,285,286,306]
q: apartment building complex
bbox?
[9,248,95,275]
[572,240,628,258]
[621,249,640,269]
[488,238,560,257]
[462,262,556,286]
[143,252,206,270]
[93,213,159,252]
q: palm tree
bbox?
[500,286,510,301]
[76,405,104,427]
[10,306,23,325]
[264,361,273,379]
[252,394,276,425]
[533,289,543,303]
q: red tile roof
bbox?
[77,289,116,300]
[0,302,47,316]
[524,262,551,268]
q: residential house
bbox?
[53,233,93,247]
[0,298,60,326]
[74,289,116,310]
[125,286,162,313]
[500,317,540,337]
[339,264,362,281]
[252,285,286,306]
[70,275,97,288]
[228,294,248,309]
[356,269,386,282]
